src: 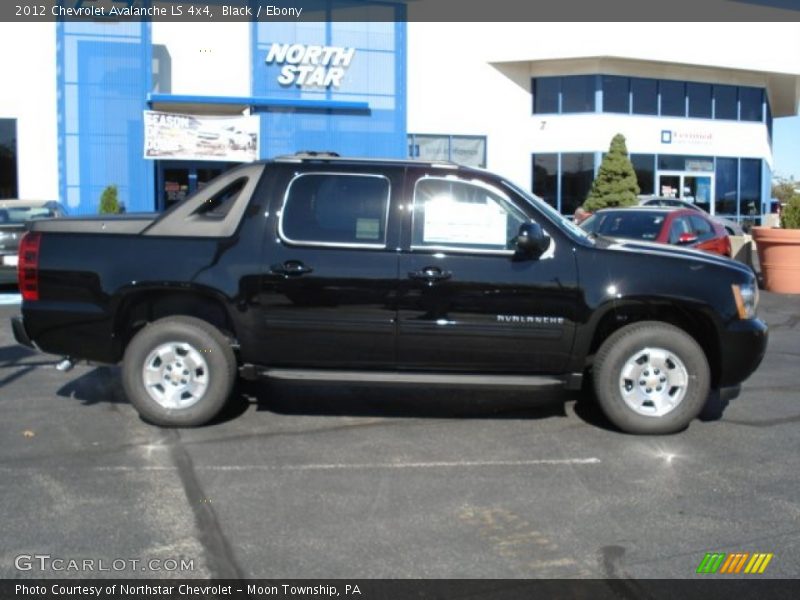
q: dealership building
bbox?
[1,14,799,224]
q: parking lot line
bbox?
[2,458,602,473]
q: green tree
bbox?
[771,175,797,205]
[583,133,640,212]
[98,185,120,214]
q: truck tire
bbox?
[593,321,710,435]
[122,316,237,427]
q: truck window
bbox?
[411,177,527,252]
[280,173,390,247]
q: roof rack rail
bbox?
[272,153,461,168]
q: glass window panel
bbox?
[631,78,658,115]
[532,154,558,209]
[715,157,737,216]
[739,159,762,218]
[658,154,714,171]
[561,75,595,113]
[660,80,686,117]
[739,87,763,122]
[631,154,655,196]
[533,77,559,114]
[412,178,527,251]
[0,119,18,199]
[687,83,712,118]
[602,75,629,113]
[282,174,390,246]
[713,84,737,120]
[560,153,595,216]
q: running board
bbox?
[252,368,571,388]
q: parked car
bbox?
[638,196,744,236]
[0,200,67,284]
[580,207,731,257]
[11,155,766,434]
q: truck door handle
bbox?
[270,261,313,277]
[408,267,452,282]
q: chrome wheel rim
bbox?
[142,341,209,410]
[618,347,688,417]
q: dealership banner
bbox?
[144,111,259,162]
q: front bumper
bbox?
[11,316,35,349]
[717,318,768,387]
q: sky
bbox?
[772,115,800,181]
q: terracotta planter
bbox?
[752,226,800,294]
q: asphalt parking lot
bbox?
[0,290,798,580]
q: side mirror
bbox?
[677,232,698,245]
[515,222,550,258]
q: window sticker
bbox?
[422,195,508,246]
[356,218,381,240]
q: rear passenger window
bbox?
[280,173,390,246]
[689,215,714,240]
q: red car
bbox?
[579,207,731,257]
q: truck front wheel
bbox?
[122,316,237,427]
[593,321,710,434]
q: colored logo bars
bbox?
[696,552,774,574]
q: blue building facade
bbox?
[57,4,407,214]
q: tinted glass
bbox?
[660,80,686,117]
[715,157,738,216]
[532,154,558,209]
[593,211,667,241]
[560,153,594,216]
[658,155,714,172]
[0,206,55,224]
[687,83,712,118]
[631,78,658,115]
[669,216,691,243]
[0,119,17,199]
[739,159,761,217]
[713,84,737,120]
[561,75,595,113]
[412,178,527,251]
[739,87,763,122]
[631,154,655,196]
[282,174,389,246]
[603,75,629,113]
[533,77,559,114]
[689,215,714,240]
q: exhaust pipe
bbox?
[55,357,75,372]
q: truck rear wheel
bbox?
[122,316,237,427]
[593,321,710,434]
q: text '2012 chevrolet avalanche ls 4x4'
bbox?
[11,155,767,434]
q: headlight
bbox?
[732,282,758,319]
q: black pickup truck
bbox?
[11,155,767,434]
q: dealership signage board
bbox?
[143,111,259,162]
[265,43,356,88]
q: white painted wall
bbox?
[407,22,800,188]
[151,23,251,97]
[0,23,58,200]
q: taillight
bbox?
[18,231,41,301]
[723,236,731,257]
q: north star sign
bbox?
[265,43,355,88]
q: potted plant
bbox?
[752,191,800,293]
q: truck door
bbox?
[256,165,402,368]
[396,171,579,373]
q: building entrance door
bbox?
[656,171,715,214]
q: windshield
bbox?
[500,179,591,241]
[0,207,56,225]
[584,211,667,241]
